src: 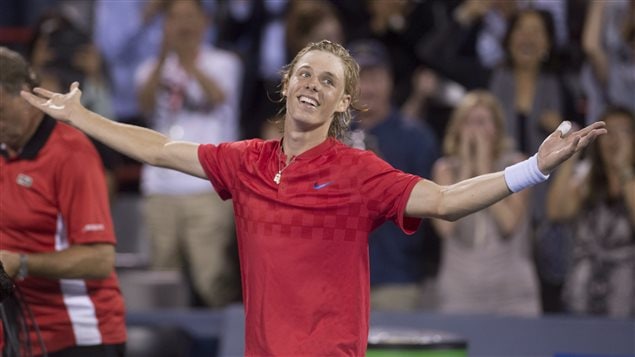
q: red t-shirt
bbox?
[0,118,126,355]
[198,137,421,356]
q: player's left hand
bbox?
[537,120,607,174]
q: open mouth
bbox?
[298,95,319,107]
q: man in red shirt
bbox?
[0,48,126,356]
[22,40,606,356]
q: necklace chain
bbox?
[274,150,295,184]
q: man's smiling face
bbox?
[284,50,351,133]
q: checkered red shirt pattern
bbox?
[198,137,421,356]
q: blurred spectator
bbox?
[552,0,590,128]
[415,0,498,93]
[94,0,165,123]
[28,11,120,198]
[400,67,440,123]
[347,0,462,144]
[489,13,565,309]
[581,0,635,124]
[216,0,288,140]
[135,0,242,308]
[431,91,540,316]
[416,0,569,96]
[93,0,166,192]
[455,0,566,69]
[416,5,586,313]
[285,0,344,61]
[358,0,442,107]
[348,40,440,311]
[529,0,568,48]
[547,107,635,317]
[453,0,518,70]
[29,12,113,120]
[489,9,563,156]
[323,0,368,41]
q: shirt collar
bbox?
[277,136,338,162]
[0,116,57,160]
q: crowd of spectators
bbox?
[1,0,632,317]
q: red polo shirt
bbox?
[0,117,126,355]
[198,137,422,356]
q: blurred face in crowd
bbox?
[462,104,498,144]
[165,0,207,50]
[358,66,392,126]
[444,91,507,158]
[509,11,549,68]
[598,113,634,169]
[0,86,40,152]
[284,50,351,134]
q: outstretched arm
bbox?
[21,83,206,178]
[406,121,607,220]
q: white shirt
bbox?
[135,45,242,195]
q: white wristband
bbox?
[504,154,550,193]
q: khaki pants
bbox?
[143,193,236,308]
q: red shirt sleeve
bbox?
[358,150,422,234]
[56,149,115,245]
[197,140,250,200]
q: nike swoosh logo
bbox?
[313,181,333,190]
